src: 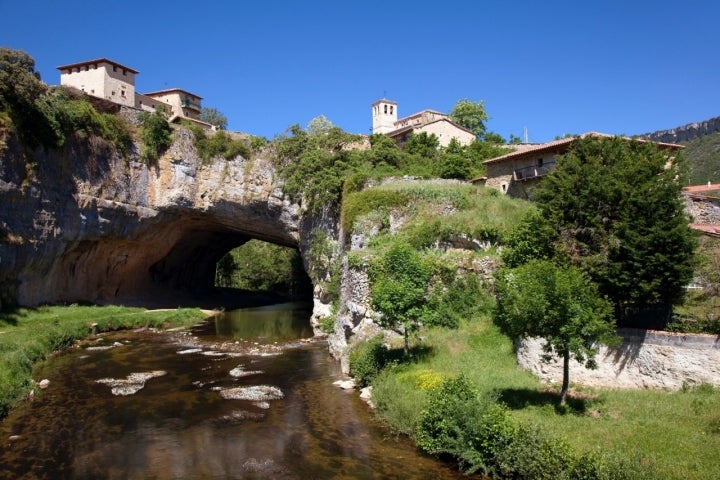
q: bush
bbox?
[349,335,389,387]
[416,374,659,478]
[186,122,250,163]
[318,315,335,334]
[139,109,172,163]
[372,368,428,435]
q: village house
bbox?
[56,58,212,129]
[372,98,476,147]
[478,132,683,198]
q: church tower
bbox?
[371,98,398,134]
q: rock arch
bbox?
[0,129,317,308]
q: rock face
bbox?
[517,330,720,389]
[643,116,720,144]
[0,125,310,307]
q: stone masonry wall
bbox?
[517,330,720,389]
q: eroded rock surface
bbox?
[0,126,305,307]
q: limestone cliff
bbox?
[642,115,720,144]
[0,123,323,308]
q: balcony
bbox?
[181,100,201,111]
[514,160,556,181]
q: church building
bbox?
[371,98,476,147]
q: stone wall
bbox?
[517,330,720,389]
[685,194,720,225]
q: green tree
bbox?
[449,99,488,138]
[200,107,227,130]
[534,136,697,321]
[404,131,439,159]
[0,48,45,107]
[370,242,433,355]
[494,260,616,405]
[0,48,54,147]
[138,108,172,163]
[306,114,333,137]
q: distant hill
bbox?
[642,117,720,185]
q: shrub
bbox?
[372,368,428,435]
[188,124,250,163]
[349,335,389,387]
[318,315,335,334]
[139,109,172,163]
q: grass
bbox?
[0,304,208,417]
[342,182,533,251]
[371,313,720,479]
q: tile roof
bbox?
[57,58,139,74]
[483,132,683,165]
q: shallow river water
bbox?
[0,302,463,479]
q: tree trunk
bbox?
[560,352,570,406]
[403,330,409,356]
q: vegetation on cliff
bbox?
[272,121,509,212]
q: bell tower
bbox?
[371,98,398,134]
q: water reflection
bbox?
[206,301,314,342]
[0,303,462,479]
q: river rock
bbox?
[38,379,50,389]
[360,386,374,408]
[333,379,355,390]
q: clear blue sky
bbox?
[2,0,719,142]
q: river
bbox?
[0,302,463,479]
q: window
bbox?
[122,69,126,75]
[384,105,387,114]
[113,66,117,72]
[538,158,544,167]
[390,106,394,114]
[121,90,126,97]
[111,91,115,96]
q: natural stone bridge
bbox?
[0,129,318,308]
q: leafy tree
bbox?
[215,240,308,295]
[0,48,53,147]
[494,260,616,405]
[200,107,227,130]
[449,99,488,138]
[404,131,439,159]
[306,114,333,137]
[436,152,471,179]
[483,131,506,144]
[508,134,522,144]
[0,47,45,107]
[370,242,433,355]
[502,209,562,268]
[533,136,697,321]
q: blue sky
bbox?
[2,0,718,142]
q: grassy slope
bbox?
[351,182,720,479]
[0,305,208,417]
[374,314,720,479]
[682,131,720,185]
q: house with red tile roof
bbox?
[476,132,683,198]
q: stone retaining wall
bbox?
[517,329,720,389]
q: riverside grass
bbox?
[0,305,208,417]
[370,313,720,480]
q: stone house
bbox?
[479,132,683,198]
[57,58,212,129]
[371,98,476,147]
